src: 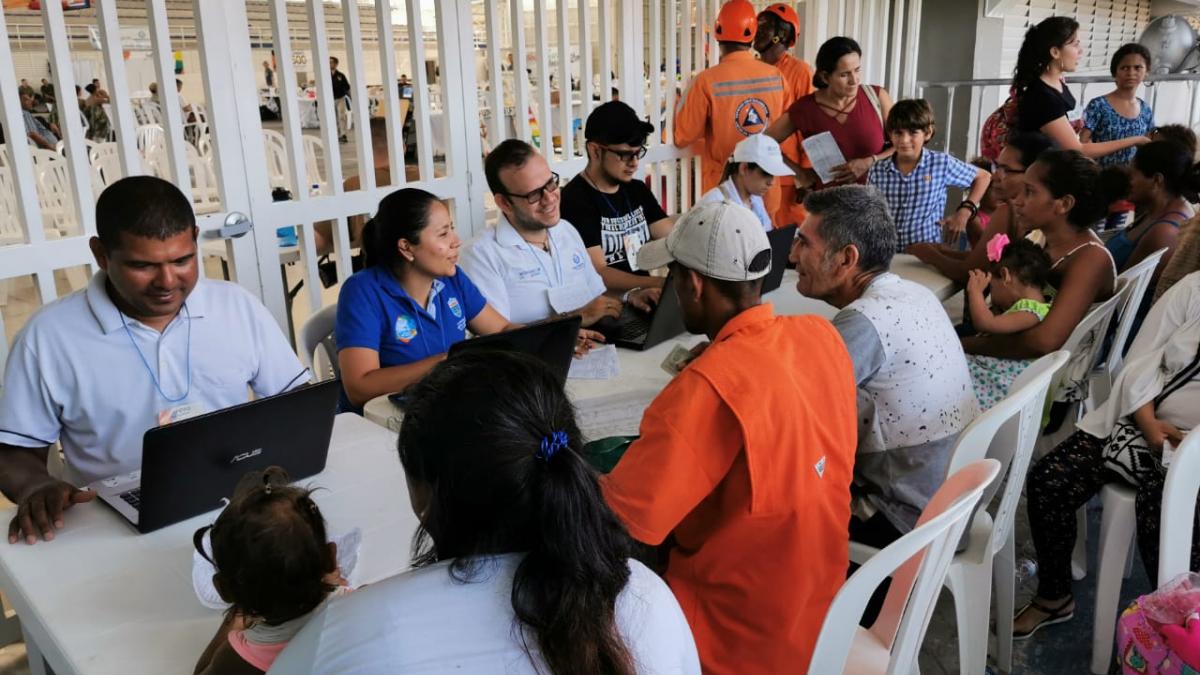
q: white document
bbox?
[568,344,620,380]
[801,131,847,185]
[573,389,658,440]
[547,282,596,315]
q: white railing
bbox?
[917,72,1200,158]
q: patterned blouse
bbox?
[1082,95,1153,167]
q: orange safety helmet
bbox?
[714,0,757,45]
[762,3,801,46]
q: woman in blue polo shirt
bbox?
[336,188,516,412]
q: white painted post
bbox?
[485,0,506,149]
[534,0,554,160]
[145,0,192,201]
[95,0,141,179]
[41,0,94,237]
[511,0,533,142]
[557,0,574,162]
[405,0,436,180]
[375,0,407,186]
[342,1,375,191]
[307,1,352,279]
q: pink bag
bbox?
[1117,573,1200,674]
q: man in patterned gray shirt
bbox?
[789,185,978,554]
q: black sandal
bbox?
[1013,595,1075,640]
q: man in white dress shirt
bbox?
[0,177,307,545]
[462,139,659,325]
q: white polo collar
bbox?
[496,215,563,250]
[86,271,209,335]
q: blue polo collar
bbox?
[373,266,445,317]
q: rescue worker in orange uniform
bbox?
[674,0,787,225]
[755,3,815,228]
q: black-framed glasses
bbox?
[993,163,1025,176]
[502,173,561,204]
[601,145,648,163]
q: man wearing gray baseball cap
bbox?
[601,199,859,673]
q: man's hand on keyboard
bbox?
[8,480,95,545]
[626,287,662,313]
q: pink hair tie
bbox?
[986,234,1010,263]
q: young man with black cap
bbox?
[560,101,674,297]
[601,200,857,675]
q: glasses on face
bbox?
[503,173,561,204]
[601,145,648,163]
[994,164,1025,176]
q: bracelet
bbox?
[622,287,641,303]
[957,199,979,218]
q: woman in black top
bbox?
[1014,16,1149,160]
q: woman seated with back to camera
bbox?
[271,351,701,674]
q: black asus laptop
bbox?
[448,315,582,385]
[608,270,688,351]
[89,379,341,533]
[761,224,797,294]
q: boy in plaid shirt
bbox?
[868,99,991,251]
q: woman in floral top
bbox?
[1081,43,1154,167]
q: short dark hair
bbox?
[1110,42,1151,77]
[991,237,1051,289]
[484,139,538,195]
[803,185,897,272]
[1132,140,1200,202]
[670,261,764,305]
[329,56,339,65]
[368,187,443,268]
[886,98,935,136]
[95,176,195,250]
[207,472,336,627]
[399,351,636,675]
[813,36,862,89]
[1004,131,1056,168]
[84,83,97,95]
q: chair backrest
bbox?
[808,459,1001,675]
[301,135,328,195]
[1159,431,1200,582]
[0,167,20,241]
[136,124,164,155]
[983,351,1070,556]
[299,303,340,382]
[1053,289,1125,403]
[1106,248,1168,376]
[261,129,292,191]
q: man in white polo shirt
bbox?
[0,176,307,545]
[462,139,658,325]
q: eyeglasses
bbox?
[600,145,648,163]
[993,164,1025,176]
[502,173,561,204]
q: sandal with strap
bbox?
[1013,595,1075,640]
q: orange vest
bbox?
[674,50,788,210]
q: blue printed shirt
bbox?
[867,148,978,251]
[335,265,487,411]
[1083,96,1154,167]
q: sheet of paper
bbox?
[801,131,846,185]
[573,389,659,440]
[568,344,620,380]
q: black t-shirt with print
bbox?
[560,175,668,276]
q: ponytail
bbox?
[1131,140,1200,202]
[1012,16,1079,96]
[1033,149,1127,229]
[398,351,636,675]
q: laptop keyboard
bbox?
[619,307,652,344]
[119,488,142,510]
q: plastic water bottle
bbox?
[1015,557,1039,584]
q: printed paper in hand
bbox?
[569,344,620,380]
[801,131,847,185]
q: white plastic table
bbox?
[362,259,957,435]
[0,414,416,675]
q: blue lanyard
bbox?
[119,304,191,403]
[524,236,565,288]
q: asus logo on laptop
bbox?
[229,448,264,464]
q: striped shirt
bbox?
[867,148,978,250]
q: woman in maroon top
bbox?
[766,36,894,198]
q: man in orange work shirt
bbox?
[674,0,787,224]
[602,200,858,674]
[755,3,815,228]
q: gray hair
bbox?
[803,185,897,273]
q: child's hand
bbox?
[966,269,991,296]
[322,567,349,587]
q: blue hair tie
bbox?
[537,430,569,461]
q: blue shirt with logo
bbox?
[335,265,487,412]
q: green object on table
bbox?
[583,436,637,473]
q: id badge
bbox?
[158,402,207,426]
[624,230,646,272]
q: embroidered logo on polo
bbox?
[447,297,462,318]
[571,252,585,269]
[394,314,418,343]
[734,98,770,135]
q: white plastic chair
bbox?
[809,459,1001,675]
[136,124,164,157]
[1087,249,1169,410]
[262,129,292,192]
[302,135,329,195]
[299,303,340,382]
[1090,430,1200,673]
[186,148,221,215]
[850,352,1070,674]
[31,149,76,236]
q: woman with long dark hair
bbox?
[271,351,700,674]
[1013,16,1149,160]
[766,36,894,196]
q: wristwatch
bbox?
[622,287,641,303]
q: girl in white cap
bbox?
[700,133,793,231]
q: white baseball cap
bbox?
[636,200,772,281]
[731,133,792,177]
